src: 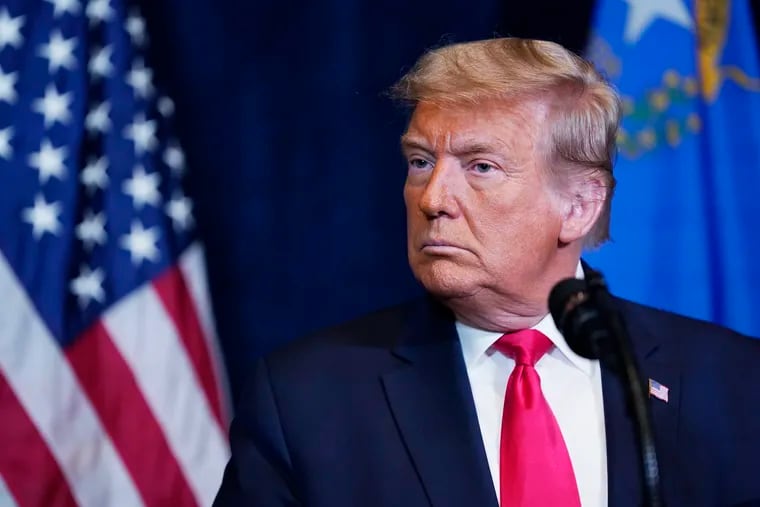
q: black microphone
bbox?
[548,277,613,363]
[549,272,665,507]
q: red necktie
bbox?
[495,329,581,507]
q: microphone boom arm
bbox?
[550,271,664,507]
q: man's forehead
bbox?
[401,100,542,153]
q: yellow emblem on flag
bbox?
[696,0,760,102]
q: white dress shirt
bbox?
[457,265,608,507]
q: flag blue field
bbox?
[585,0,760,337]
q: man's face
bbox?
[402,99,566,306]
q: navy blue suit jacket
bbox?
[215,295,760,506]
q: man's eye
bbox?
[473,163,494,174]
[409,158,431,170]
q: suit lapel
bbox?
[381,298,498,507]
[603,299,681,507]
[601,362,643,507]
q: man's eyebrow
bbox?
[401,135,507,152]
[399,136,431,153]
[448,141,506,157]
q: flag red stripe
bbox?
[0,372,78,507]
[65,322,199,507]
[153,266,226,429]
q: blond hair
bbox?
[391,38,620,247]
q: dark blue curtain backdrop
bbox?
[137,0,760,404]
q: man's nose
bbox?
[418,162,460,219]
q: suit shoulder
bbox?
[262,298,425,375]
[616,297,760,359]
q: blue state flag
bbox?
[585,0,760,337]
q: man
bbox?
[214,38,760,507]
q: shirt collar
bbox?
[457,261,594,376]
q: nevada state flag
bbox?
[585,0,760,338]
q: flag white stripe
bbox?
[0,253,145,507]
[179,242,231,423]
[0,474,19,507]
[102,283,229,507]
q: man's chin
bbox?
[412,264,480,300]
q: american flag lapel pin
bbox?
[648,378,669,403]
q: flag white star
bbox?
[81,156,109,194]
[166,193,194,231]
[38,30,77,73]
[157,96,175,117]
[28,139,67,183]
[163,142,185,176]
[0,65,18,104]
[22,194,62,239]
[45,0,80,17]
[32,84,73,127]
[70,265,105,309]
[624,0,693,44]
[126,59,153,99]
[0,126,12,160]
[76,210,107,250]
[0,8,24,49]
[126,10,147,46]
[86,0,114,25]
[120,220,160,265]
[123,165,161,208]
[89,44,113,79]
[124,114,157,155]
[86,101,111,134]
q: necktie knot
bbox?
[494,328,553,366]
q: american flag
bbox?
[648,378,669,403]
[0,1,230,506]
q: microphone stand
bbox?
[585,270,664,507]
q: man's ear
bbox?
[558,174,608,244]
